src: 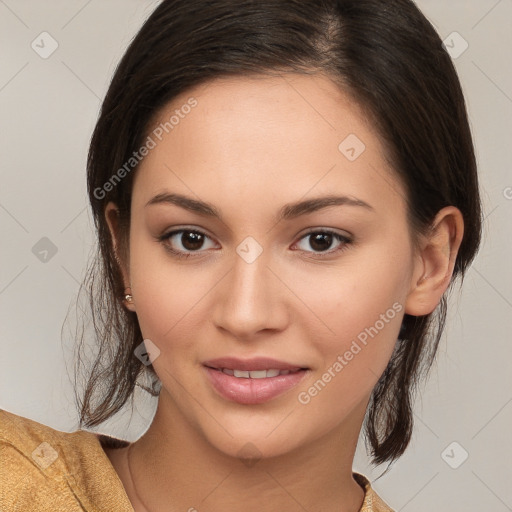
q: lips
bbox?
[202,356,310,404]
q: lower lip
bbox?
[203,366,309,405]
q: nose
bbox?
[212,249,289,339]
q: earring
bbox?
[123,287,134,305]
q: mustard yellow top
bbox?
[0,408,395,511]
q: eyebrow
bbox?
[145,192,374,222]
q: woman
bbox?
[0,0,482,510]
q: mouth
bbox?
[202,357,310,404]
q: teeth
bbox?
[248,370,267,378]
[221,368,299,378]
[262,369,280,378]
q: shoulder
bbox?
[353,472,396,512]
[0,408,133,512]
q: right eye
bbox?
[159,228,217,259]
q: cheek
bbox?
[286,244,409,395]
[288,248,409,341]
[293,287,403,424]
[127,236,201,341]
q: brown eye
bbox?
[176,231,205,251]
[308,232,334,252]
[294,230,352,256]
[159,229,216,257]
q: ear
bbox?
[104,201,135,312]
[405,206,464,316]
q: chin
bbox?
[208,432,302,463]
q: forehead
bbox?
[132,73,405,219]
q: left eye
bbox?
[294,230,351,254]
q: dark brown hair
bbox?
[72,0,482,467]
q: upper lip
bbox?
[203,357,307,371]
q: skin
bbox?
[103,72,464,512]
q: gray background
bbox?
[1,1,511,510]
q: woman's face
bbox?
[108,73,424,459]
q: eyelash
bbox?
[157,228,353,260]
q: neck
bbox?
[126,391,366,512]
